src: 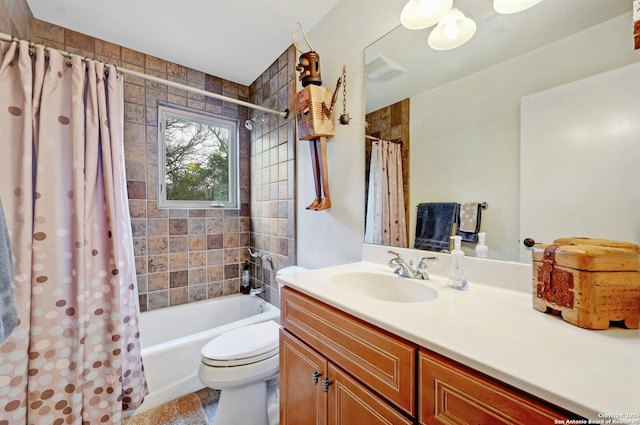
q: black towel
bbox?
[414,202,459,252]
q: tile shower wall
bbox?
[247,46,297,308]
[0,0,32,39]
[31,19,296,311]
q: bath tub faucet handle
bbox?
[248,247,273,267]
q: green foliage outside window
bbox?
[159,104,238,209]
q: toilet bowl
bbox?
[198,266,308,425]
[198,320,281,425]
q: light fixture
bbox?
[400,0,453,30]
[427,8,477,51]
[493,0,544,15]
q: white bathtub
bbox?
[134,294,280,415]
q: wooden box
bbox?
[532,237,640,330]
[295,85,335,140]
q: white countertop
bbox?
[279,259,640,420]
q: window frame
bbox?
[157,102,240,210]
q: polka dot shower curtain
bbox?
[364,140,407,247]
[0,40,147,424]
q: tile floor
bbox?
[196,388,220,423]
[123,388,220,425]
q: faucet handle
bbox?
[417,256,438,268]
[415,256,438,280]
[420,256,438,262]
[387,250,402,258]
[387,250,403,268]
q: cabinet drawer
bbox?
[281,287,416,416]
[419,349,578,425]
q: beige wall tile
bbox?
[169,235,188,253]
[33,19,62,43]
[169,252,189,271]
[189,235,206,252]
[148,237,169,255]
[148,272,169,291]
[145,55,167,73]
[122,48,145,67]
[189,268,207,286]
[148,255,169,273]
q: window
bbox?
[158,103,239,209]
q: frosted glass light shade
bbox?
[493,0,544,14]
[400,0,453,30]
[427,8,476,51]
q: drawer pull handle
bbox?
[322,377,333,393]
[311,370,322,385]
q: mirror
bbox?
[364,0,639,262]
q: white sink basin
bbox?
[329,272,439,303]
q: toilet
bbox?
[199,320,280,425]
[198,266,307,425]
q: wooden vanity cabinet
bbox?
[280,287,416,425]
[280,287,580,425]
[418,349,578,425]
[280,330,413,425]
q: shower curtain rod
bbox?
[365,135,403,146]
[0,31,289,119]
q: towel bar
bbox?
[415,202,488,209]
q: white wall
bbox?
[520,61,640,261]
[295,0,406,269]
[409,13,640,262]
[299,6,640,268]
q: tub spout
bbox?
[250,286,266,296]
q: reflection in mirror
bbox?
[364,0,639,262]
[364,101,410,248]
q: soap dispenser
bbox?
[475,232,489,258]
[448,235,468,291]
[241,261,251,294]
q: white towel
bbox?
[0,198,17,345]
[459,202,480,233]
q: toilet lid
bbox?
[201,320,280,367]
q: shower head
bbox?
[244,113,266,131]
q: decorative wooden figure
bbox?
[295,85,335,210]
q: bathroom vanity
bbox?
[279,287,414,424]
[280,287,574,424]
[278,247,640,424]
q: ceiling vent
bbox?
[365,54,407,82]
[483,13,513,35]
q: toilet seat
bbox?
[201,320,280,367]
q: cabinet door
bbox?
[280,329,327,425]
[328,364,413,425]
[281,287,416,415]
[419,350,575,425]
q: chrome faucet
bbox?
[387,250,437,280]
[250,285,266,296]
[249,248,273,268]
